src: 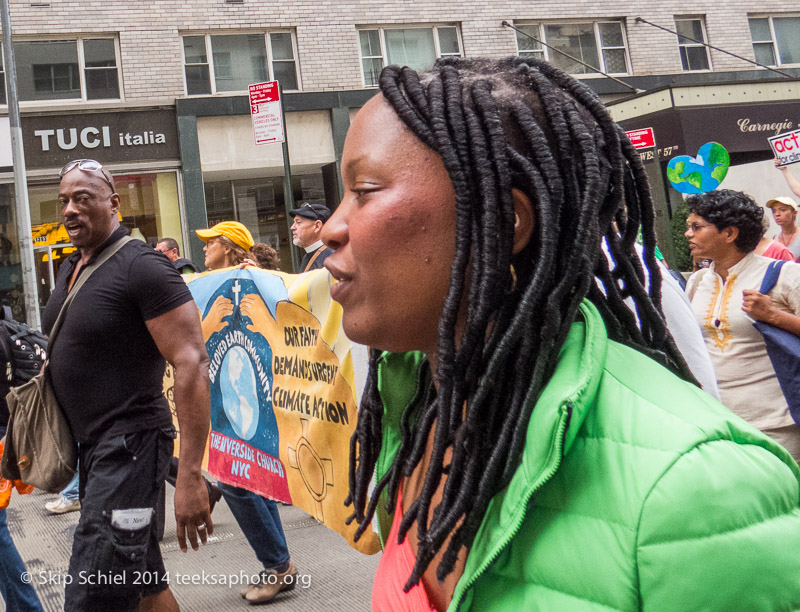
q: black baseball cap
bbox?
[289,202,331,223]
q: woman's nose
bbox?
[321,206,348,250]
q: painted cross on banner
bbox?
[249,81,285,146]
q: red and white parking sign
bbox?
[624,127,656,150]
[249,81,285,145]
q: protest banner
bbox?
[769,129,800,167]
[164,266,379,554]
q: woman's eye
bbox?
[352,187,377,199]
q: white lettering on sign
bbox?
[624,127,655,150]
[33,126,165,152]
[738,118,794,136]
[118,131,166,146]
[249,81,285,145]
[57,128,78,150]
[34,129,55,151]
[769,129,800,167]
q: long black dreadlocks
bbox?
[345,56,697,589]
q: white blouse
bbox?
[687,253,800,430]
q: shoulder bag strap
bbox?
[48,235,133,347]
[759,260,786,295]
[303,245,325,272]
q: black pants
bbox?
[65,426,174,612]
[155,457,213,541]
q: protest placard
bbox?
[769,129,800,167]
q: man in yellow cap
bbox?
[196,221,255,269]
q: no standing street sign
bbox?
[249,81,285,146]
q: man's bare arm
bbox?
[146,300,212,553]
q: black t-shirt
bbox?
[42,227,194,443]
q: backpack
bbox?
[0,306,48,386]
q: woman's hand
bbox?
[742,289,776,322]
[775,157,788,171]
[239,258,257,269]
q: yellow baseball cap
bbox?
[196,221,254,251]
[766,196,799,213]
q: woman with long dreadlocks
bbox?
[321,57,800,611]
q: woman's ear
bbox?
[722,225,739,245]
[512,188,535,254]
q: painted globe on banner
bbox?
[220,345,260,440]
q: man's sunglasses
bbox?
[60,159,116,194]
[298,202,322,222]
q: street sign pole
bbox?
[248,80,298,272]
[1,0,41,328]
[278,83,298,272]
[624,127,676,266]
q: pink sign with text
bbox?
[249,81,285,145]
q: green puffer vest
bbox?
[375,301,800,611]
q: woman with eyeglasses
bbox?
[685,189,800,461]
[321,58,800,611]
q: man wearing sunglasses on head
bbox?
[44,159,212,612]
[289,202,334,272]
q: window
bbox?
[205,172,329,271]
[28,172,181,312]
[182,32,300,95]
[514,21,630,75]
[675,17,711,71]
[515,25,545,60]
[358,26,462,87]
[749,16,800,66]
[12,38,120,102]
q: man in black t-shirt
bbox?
[44,160,211,612]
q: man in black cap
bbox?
[289,202,334,272]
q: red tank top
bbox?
[372,488,436,611]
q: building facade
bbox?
[1,0,799,319]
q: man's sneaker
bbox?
[45,496,80,515]
[244,563,298,605]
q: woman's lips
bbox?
[328,277,351,304]
[325,260,353,304]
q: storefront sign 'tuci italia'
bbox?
[21,109,179,168]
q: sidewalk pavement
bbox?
[3,486,379,611]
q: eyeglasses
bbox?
[685,222,712,233]
[60,159,116,194]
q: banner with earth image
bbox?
[162,266,379,555]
